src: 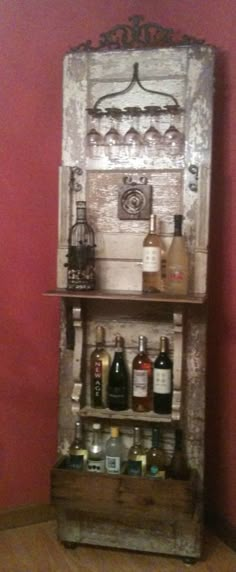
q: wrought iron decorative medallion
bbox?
[70,14,205,53]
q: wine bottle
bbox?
[146,427,166,478]
[166,214,189,295]
[132,335,152,412]
[90,325,110,408]
[67,420,87,470]
[153,336,172,414]
[168,429,189,480]
[142,213,161,293]
[107,335,129,411]
[127,427,146,476]
[105,426,122,474]
[66,200,96,291]
[87,423,105,473]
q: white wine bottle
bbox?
[67,420,87,470]
[90,325,110,408]
[142,214,161,293]
[166,214,189,295]
[105,426,122,474]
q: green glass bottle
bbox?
[146,427,166,478]
[168,429,189,480]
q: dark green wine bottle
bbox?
[153,336,172,414]
[168,429,189,480]
[107,335,129,411]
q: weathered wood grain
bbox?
[54,43,214,559]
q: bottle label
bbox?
[93,359,103,406]
[148,466,166,479]
[106,456,121,474]
[127,459,142,476]
[143,247,161,272]
[154,369,171,394]
[167,264,186,283]
[133,370,148,397]
[127,455,146,476]
[67,450,87,470]
[87,459,105,473]
[108,390,127,410]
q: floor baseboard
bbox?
[0,503,55,531]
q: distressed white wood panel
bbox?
[88,78,185,112]
[85,316,173,350]
[85,154,185,171]
[193,164,212,293]
[87,170,183,233]
[88,48,188,79]
[57,247,67,288]
[95,259,142,290]
[182,46,215,295]
[62,52,88,175]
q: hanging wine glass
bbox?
[123,107,142,159]
[143,106,162,157]
[86,110,103,159]
[163,105,185,157]
[103,108,122,160]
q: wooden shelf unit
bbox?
[45,288,206,305]
[50,36,215,562]
[79,405,172,424]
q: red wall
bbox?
[0,1,235,528]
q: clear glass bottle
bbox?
[67,420,87,470]
[90,325,110,408]
[87,423,105,473]
[153,336,172,415]
[107,335,129,411]
[132,335,152,412]
[105,426,122,474]
[127,427,146,476]
[142,214,161,293]
[66,200,96,290]
[146,427,166,478]
[166,214,189,295]
[168,429,190,480]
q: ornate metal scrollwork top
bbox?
[70,14,205,53]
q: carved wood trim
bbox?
[71,304,83,415]
[172,312,183,421]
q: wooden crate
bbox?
[51,458,202,558]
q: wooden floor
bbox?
[0,521,236,572]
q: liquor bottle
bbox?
[142,213,162,293]
[153,336,172,415]
[168,429,189,480]
[66,200,96,290]
[107,335,129,411]
[166,214,189,295]
[127,427,146,476]
[90,325,110,408]
[146,427,166,478]
[87,423,105,473]
[132,335,152,412]
[67,420,87,470]
[105,426,122,474]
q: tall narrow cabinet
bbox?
[49,18,215,561]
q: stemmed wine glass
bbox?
[163,105,185,157]
[143,106,162,158]
[123,107,142,159]
[103,108,122,160]
[86,110,103,159]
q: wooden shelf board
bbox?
[80,406,173,424]
[44,288,206,305]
